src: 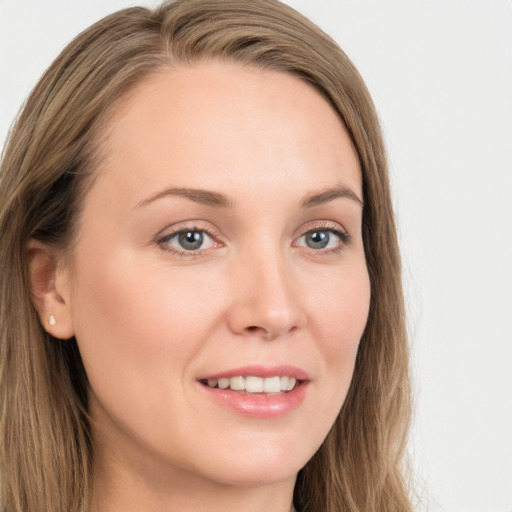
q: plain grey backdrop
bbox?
[1,1,511,511]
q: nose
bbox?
[226,248,306,340]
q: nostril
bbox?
[243,324,298,338]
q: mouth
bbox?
[197,366,309,417]
[199,375,300,395]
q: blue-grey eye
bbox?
[297,229,345,250]
[306,230,329,249]
[166,230,214,251]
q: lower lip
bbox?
[199,382,308,418]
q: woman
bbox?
[0,1,411,511]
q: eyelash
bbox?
[157,222,350,258]
[157,223,221,258]
[293,222,351,255]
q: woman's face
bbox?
[62,62,370,487]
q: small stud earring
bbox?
[49,315,56,326]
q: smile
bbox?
[197,366,309,418]
[203,375,298,394]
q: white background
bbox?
[1,1,511,511]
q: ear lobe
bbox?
[26,240,75,340]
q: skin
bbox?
[31,62,370,512]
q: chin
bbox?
[186,436,315,487]
[202,460,301,488]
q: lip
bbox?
[197,365,310,418]
[199,364,310,381]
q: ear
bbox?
[26,240,75,340]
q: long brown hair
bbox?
[0,1,411,511]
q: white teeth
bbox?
[218,377,230,389]
[246,376,264,393]
[204,375,299,393]
[230,376,245,390]
[263,376,281,393]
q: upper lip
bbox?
[199,365,310,381]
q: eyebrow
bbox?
[300,184,363,208]
[135,187,233,209]
[135,183,363,210]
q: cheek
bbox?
[322,275,370,353]
[307,253,370,341]
[68,250,233,467]
[68,247,217,413]
[307,261,370,401]
[72,243,214,340]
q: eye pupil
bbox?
[178,231,203,250]
[306,230,329,249]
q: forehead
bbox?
[94,61,361,204]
